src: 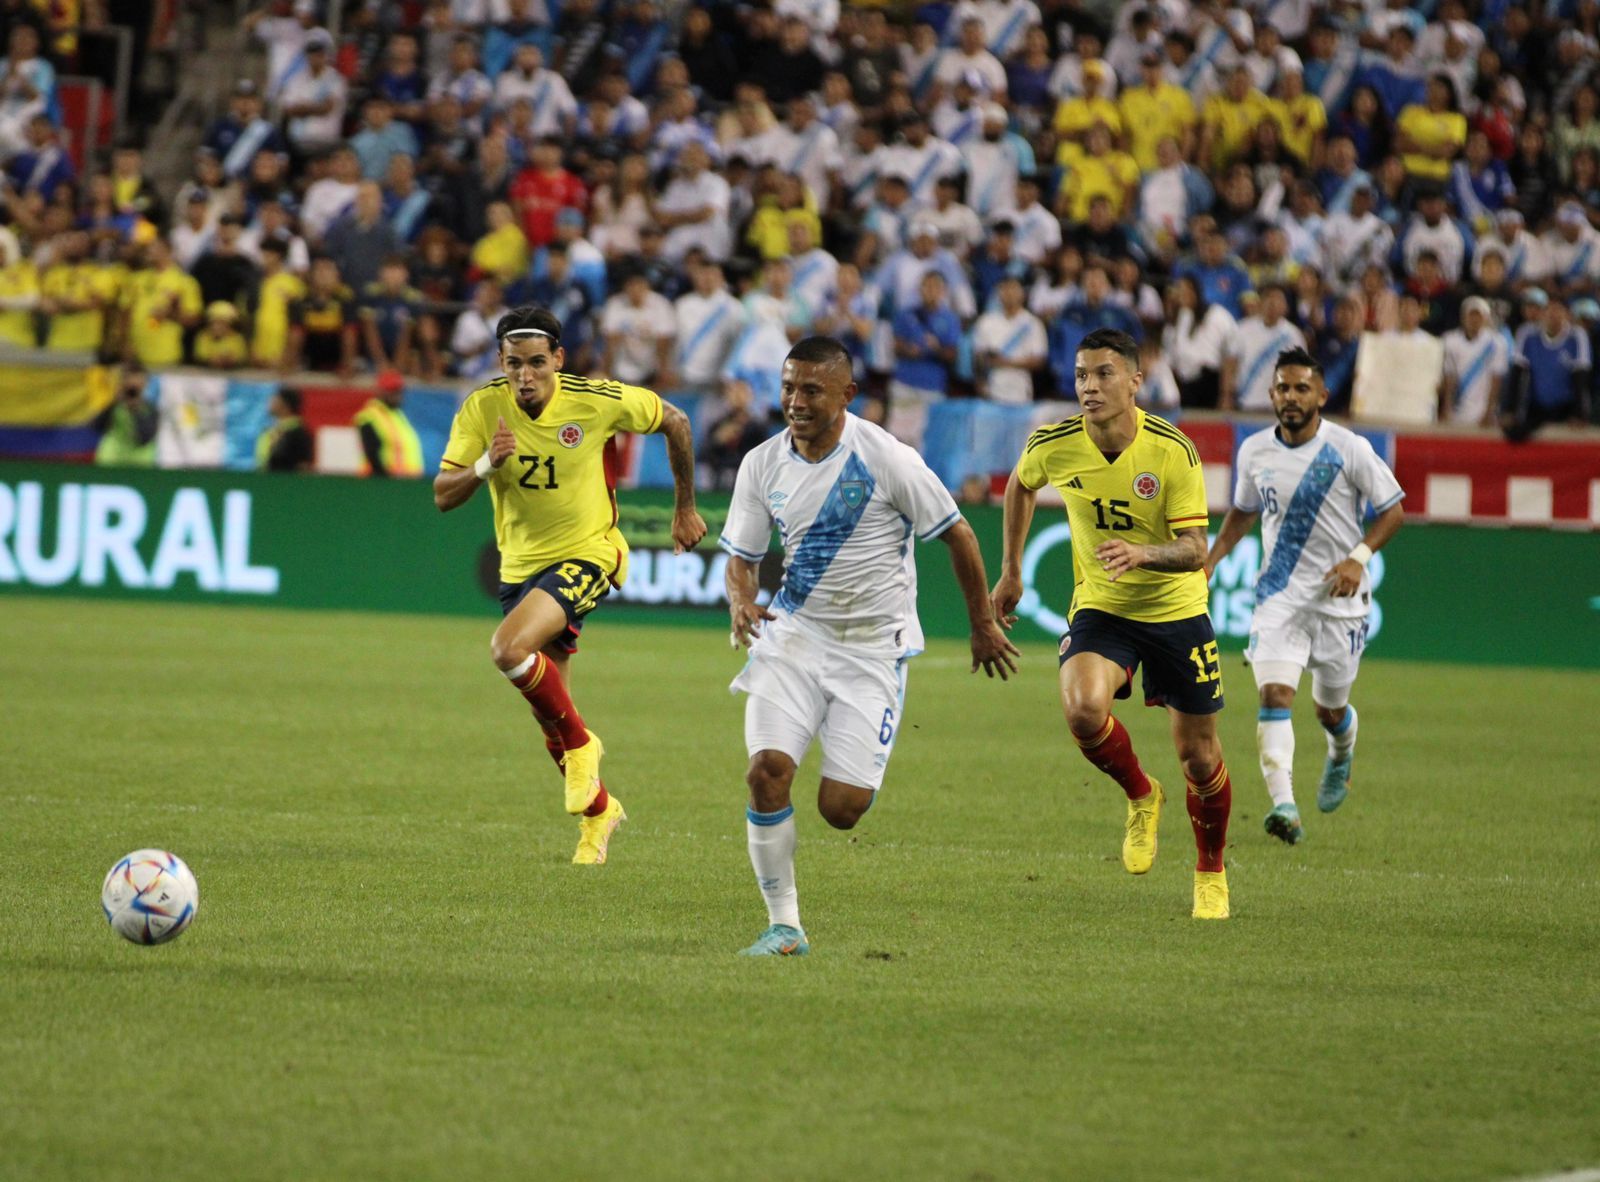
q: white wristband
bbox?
[473,453,494,480]
[1349,543,1373,568]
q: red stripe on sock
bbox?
[1186,763,1232,874]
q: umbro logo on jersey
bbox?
[1064,476,1084,489]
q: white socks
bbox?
[1257,709,1296,807]
[1323,704,1359,760]
[746,806,800,930]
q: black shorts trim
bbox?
[1058,608,1225,715]
[497,559,610,655]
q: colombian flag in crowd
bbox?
[0,361,117,461]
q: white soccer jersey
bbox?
[1441,327,1510,424]
[789,248,840,321]
[674,289,746,387]
[1233,419,1404,621]
[719,414,962,657]
[973,308,1047,404]
[1226,316,1307,411]
[1539,227,1600,289]
[1399,215,1468,284]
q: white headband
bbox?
[502,327,558,341]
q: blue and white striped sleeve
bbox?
[884,441,963,541]
[717,451,773,562]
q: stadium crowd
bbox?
[2,0,1600,454]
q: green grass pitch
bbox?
[3,594,1598,1182]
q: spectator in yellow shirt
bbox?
[1396,75,1467,183]
[122,237,202,367]
[0,239,40,347]
[251,238,306,368]
[1056,123,1141,224]
[1054,59,1122,151]
[1120,50,1197,173]
[470,201,530,285]
[1269,65,1328,169]
[194,302,251,369]
[40,231,118,354]
[1200,65,1274,173]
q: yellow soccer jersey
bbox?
[1016,410,1210,624]
[441,372,665,584]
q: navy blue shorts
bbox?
[498,559,611,655]
[1058,608,1225,715]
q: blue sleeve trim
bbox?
[747,805,795,826]
[718,536,767,562]
[1371,491,1405,512]
[918,509,962,541]
[1258,707,1293,722]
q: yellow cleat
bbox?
[572,795,626,865]
[1122,779,1164,874]
[1192,869,1230,919]
[561,730,604,814]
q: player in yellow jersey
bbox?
[434,306,707,864]
[991,329,1233,919]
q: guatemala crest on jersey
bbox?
[1133,471,1161,500]
[558,423,584,448]
[839,480,869,508]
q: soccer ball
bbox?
[101,849,199,945]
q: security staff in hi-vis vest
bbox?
[354,369,424,477]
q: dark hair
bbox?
[785,335,853,370]
[495,305,563,345]
[1076,328,1140,369]
[1429,72,1460,113]
[1274,346,1321,377]
[278,388,303,414]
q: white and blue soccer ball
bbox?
[101,850,199,945]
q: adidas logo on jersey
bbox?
[1064,476,1084,489]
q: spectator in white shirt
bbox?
[973,277,1048,404]
[1439,295,1510,426]
[279,30,347,155]
[245,0,318,101]
[925,174,985,260]
[673,256,747,394]
[427,34,493,127]
[493,44,577,137]
[1162,273,1237,408]
[1221,284,1307,410]
[656,141,733,262]
[300,146,363,243]
[450,278,511,380]
[601,269,677,386]
[775,94,843,209]
[994,173,1061,265]
[936,17,1008,97]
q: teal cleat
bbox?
[1263,802,1304,845]
[1318,755,1353,813]
[738,924,809,957]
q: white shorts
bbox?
[730,616,907,791]
[1246,601,1369,709]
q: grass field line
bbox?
[21,792,1596,892]
[1505,1170,1600,1182]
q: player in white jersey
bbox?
[719,337,1018,956]
[1206,348,1405,844]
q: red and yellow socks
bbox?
[1186,762,1232,874]
[1075,716,1154,801]
[505,652,589,749]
